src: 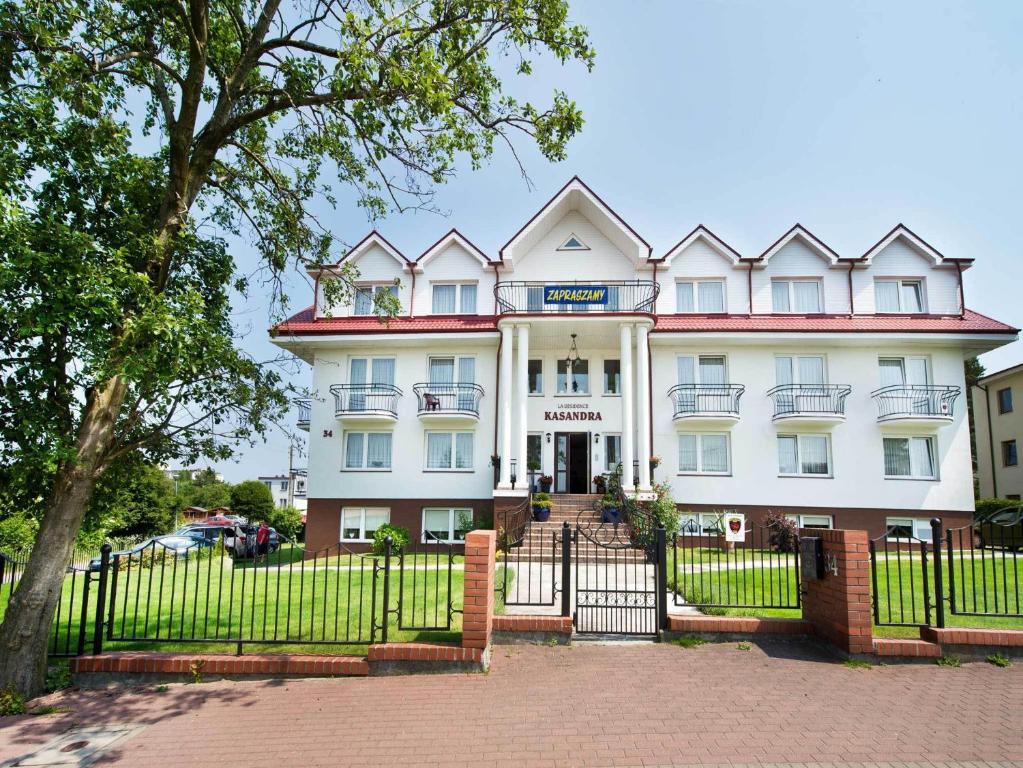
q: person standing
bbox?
[256,521,270,563]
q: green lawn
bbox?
[1,546,463,657]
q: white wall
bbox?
[852,238,961,315]
[655,239,746,314]
[510,210,638,281]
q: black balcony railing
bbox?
[330,383,402,417]
[494,280,659,314]
[767,384,852,419]
[295,398,311,430]
[871,384,960,421]
[668,384,745,418]
[412,382,484,416]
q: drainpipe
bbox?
[492,262,502,460]
[313,270,321,319]
[408,265,416,318]
[847,261,855,316]
[746,261,754,315]
[955,261,965,319]
[976,383,998,497]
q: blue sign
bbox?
[543,285,608,305]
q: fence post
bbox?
[656,527,668,632]
[560,522,571,617]
[931,518,945,629]
[91,544,111,656]
[381,535,392,645]
[106,554,120,640]
[0,555,5,593]
[76,559,93,656]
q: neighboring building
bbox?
[179,505,232,523]
[272,177,1018,551]
[258,473,308,512]
[973,361,1023,500]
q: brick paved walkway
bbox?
[2,639,1023,767]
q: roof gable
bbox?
[414,229,492,271]
[337,231,412,270]
[857,224,968,268]
[499,177,651,267]
[658,225,743,266]
[756,224,841,267]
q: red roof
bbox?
[272,306,1016,336]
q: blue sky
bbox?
[214,0,1023,482]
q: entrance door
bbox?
[555,432,589,493]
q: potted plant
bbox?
[538,474,553,493]
[527,459,541,492]
[592,474,607,494]
[490,454,500,488]
[649,455,661,478]
[532,492,552,522]
[598,492,622,524]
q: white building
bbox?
[273,178,1017,552]
[257,473,308,513]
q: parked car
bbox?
[977,509,1023,550]
[177,523,250,558]
[86,532,211,571]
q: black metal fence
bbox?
[871,384,960,421]
[766,384,852,418]
[668,384,745,418]
[495,497,570,614]
[411,382,485,416]
[869,524,938,627]
[671,519,801,610]
[494,280,659,314]
[330,383,403,417]
[946,516,1023,619]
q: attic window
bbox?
[557,234,589,251]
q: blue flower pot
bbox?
[602,507,622,524]
[533,505,551,522]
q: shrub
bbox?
[0,511,37,554]
[650,482,680,537]
[229,480,274,522]
[266,505,303,540]
[532,491,550,503]
[0,687,26,716]
[764,509,799,553]
[372,523,410,555]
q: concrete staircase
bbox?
[510,494,646,562]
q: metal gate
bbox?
[573,515,666,636]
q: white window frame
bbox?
[556,359,590,395]
[342,431,393,471]
[676,354,729,385]
[348,355,397,385]
[878,355,931,387]
[340,507,390,543]
[678,433,731,476]
[785,514,834,530]
[772,279,823,314]
[604,433,622,473]
[777,434,832,478]
[675,278,727,313]
[430,281,479,314]
[422,507,474,544]
[875,278,926,313]
[603,359,622,396]
[424,430,475,472]
[528,359,544,395]
[557,233,589,251]
[886,517,934,542]
[882,435,938,480]
[353,284,399,316]
[774,354,827,386]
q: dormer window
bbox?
[557,233,589,251]
[354,284,398,315]
[772,279,822,314]
[676,279,725,313]
[432,283,478,314]
[875,279,924,313]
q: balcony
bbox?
[871,385,960,430]
[494,280,659,315]
[767,384,851,426]
[413,383,484,425]
[330,383,402,424]
[295,398,311,431]
[668,384,745,428]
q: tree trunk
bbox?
[0,375,127,698]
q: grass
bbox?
[1,545,464,658]
[987,653,1012,668]
[842,658,873,669]
[670,635,706,649]
[936,655,962,667]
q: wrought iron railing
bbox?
[330,383,402,417]
[871,385,960,421]
[412,382,484,416]
[494,280,659,314]
[668,384,745,418]
[295,398,311,430]
[767,384,851,419]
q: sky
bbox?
[210,0,1023,482]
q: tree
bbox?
[0,0,593,697]
[266,505,303,540]
[90,460,178,539]
[229,480,274,522]
[965,357,986,497]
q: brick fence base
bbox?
[493,615,573,644]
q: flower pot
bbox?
[532,505,551,522]
[601,506,621,524]
[539,483,552,494]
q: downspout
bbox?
[977,383,998,498]
[409,265,416,318]
[746,261,754,315]
[847,261,855,316]
[955,261,965,319]
[492,262,502,459]
[313,271,321,319]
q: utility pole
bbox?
[287,443,295,508]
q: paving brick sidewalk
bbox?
[2,639,1023,767]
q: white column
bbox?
[498,323,514,489]
[515,324,530,490]
[619,323,635,492]
[636,324,651,491]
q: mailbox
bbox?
[800,537,825,582]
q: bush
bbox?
[373,523,410,555]
[229,480,274,522]
[266,505,303,540]
[975,498,1023,523]
[649,482,680,537]
[764,509,799,553]
[0,511,37,554]
[0,687,26,716]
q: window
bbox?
[676,280,726,313]
[344,432,392,470]
[524,359,543,394]
[341,508,389,542]
[349,357,395,390]
[527,433,542,473]
[431,283,478,314]
[772,280,822,313]
[778,434,831,476]
[558,234,588,250]
[885,517,933,542]
[422,508,474,543]
[999,387,1014,414]
[679,512,726,536]
[429,356,475,384]
[786,514,834,530]
[603,359,621,394]
[1004,440,1019,468]
[875,279,924,313]
[354,284,398,315]
[677,355,726,385]
[604,434,621,473]
[883,436,937,479]
[279,499,287,508]
[279,480,288,491]
[556,359,589,394]
[878,356,930,387]
[678,433,730,474]
[774,355,825,385]
[425,431,474,470]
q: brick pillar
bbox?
[800,528,873,655]
[462,529,496,651]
